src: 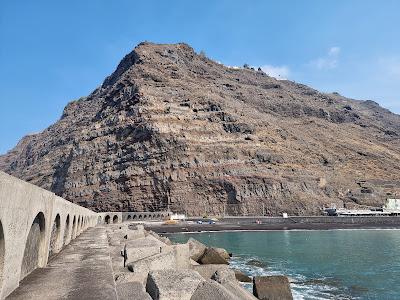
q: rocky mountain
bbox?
[1,42,400,215]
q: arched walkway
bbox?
[105,215,110,224]
[77,216,81,235]
[0,220,5,289]
[49,214,61,257]
[20,212,46,280]
[64,215,70,246]
[72,216,77,238]
[112,215,118,224]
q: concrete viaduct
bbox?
[0,171,170,299]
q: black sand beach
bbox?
[145,216,400,234]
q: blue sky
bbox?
[1,0,399,154]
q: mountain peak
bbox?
[102,42,196,88]
[1,42,399,215]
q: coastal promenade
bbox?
[7,227,117,300]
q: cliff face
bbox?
[1,42,400,215]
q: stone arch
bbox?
[143,215,147,219]
[105,215,111,224]
[133,215,137,220]
[72,216,77,238]
[0,219,5,289]
[64,215,70,246]
[138,215,142,220]
[127,215,132,221]
[98,216,102,224]
[157,214,161,218]
[112,215,118,224]
[20,212,46,280]
[77,216,82,234]
[49,214,61,257]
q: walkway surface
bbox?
[7,227,117,300]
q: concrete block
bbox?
[187,238,207,262]
[253,276,293,300]
[211,268,237,284]
[128,243,190,274]
[199,248,229,265]
[192,264,231,280]
[173,243,190,270]
[146,269,205,300]
[190,259,200,266]
[213,247,231,260]
[191,280,239,300]
[116,282,152,300]
[233,269,252,282]
[222,281,258,300]
[128,250,176,274]
[126,245,165,265]
[148,230,173,245]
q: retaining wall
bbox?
[97,211,172,224]
[0,171,97,299]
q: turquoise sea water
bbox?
[169,230,400,300]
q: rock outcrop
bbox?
[1,42,400,215]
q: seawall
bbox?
[0,171,97,299]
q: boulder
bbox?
[190,280,239,300]
[188,238,207,262]
[233,269,252,282]
[146,269,205,300]
[199,248,229,265]
[116,282,152,300]
[253,276,293,300]
[214,247,231,260]
[192,264,231,280]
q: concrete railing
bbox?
[97,211,172,224]
[0,171,97,299]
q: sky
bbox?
[0,0,399,154]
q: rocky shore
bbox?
[106,223,293,300]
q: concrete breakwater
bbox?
[0,171,170,299]
[0,171,97,299]
[107,223,293,300]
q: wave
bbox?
[230,255,355,300]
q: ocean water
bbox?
[168,229,400,300]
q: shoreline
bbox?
[145,221,400,234]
